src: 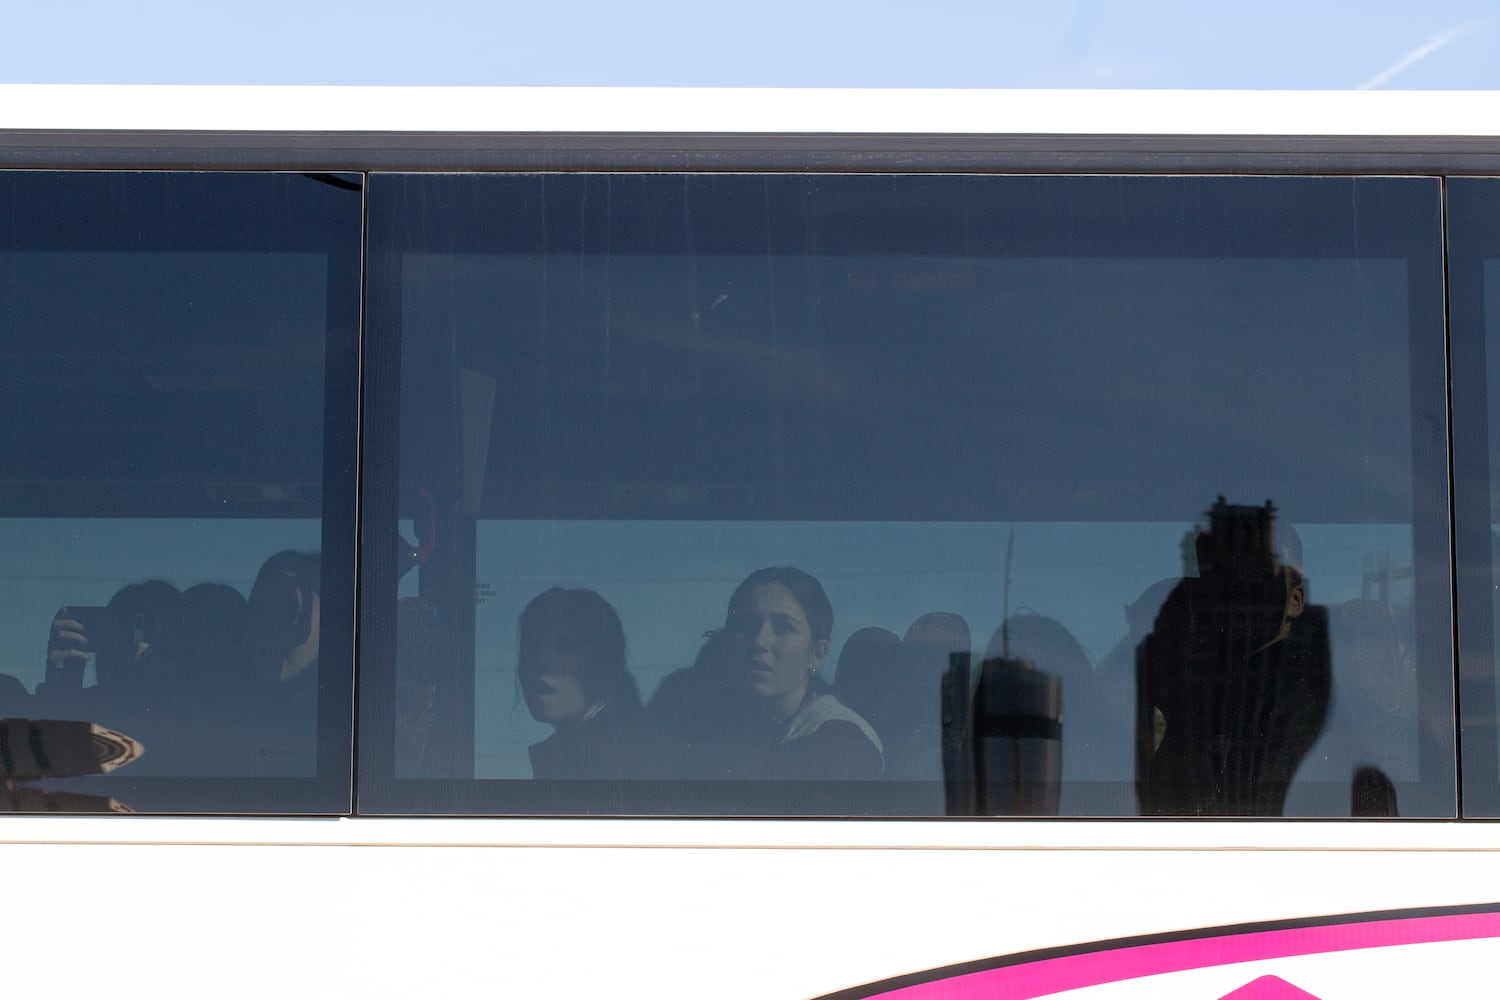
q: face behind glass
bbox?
[518,625,594,728]
[727,583,829,719]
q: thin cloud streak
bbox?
[1356,21,1483,89]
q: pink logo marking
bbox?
[1218,975,1322,1000]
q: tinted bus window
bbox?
[0,172,361,813]
[360,173,1452,817]
[1448,178,1500,816]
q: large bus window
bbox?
[359,174,1452,817]
[1448,178,1500,816]
[0,172,361,813]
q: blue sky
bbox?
[2,0,1497,88]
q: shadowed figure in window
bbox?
[149,582,252,772]
[175,583,251,690]
[1135,498,1331,816]
[246,550,321,772]
[38,581,183,728]
[517,587,665,780]
[645,626,740,778]
[832,626,911,772]
[248,551,321,689]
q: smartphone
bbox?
[65,606,160,647]
[63,606,110,639]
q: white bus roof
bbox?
[4,85,1500,135]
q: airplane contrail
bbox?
[1355,21,1483,90]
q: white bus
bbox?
[3,87,1500,998]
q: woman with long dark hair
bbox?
[517,587,659,779]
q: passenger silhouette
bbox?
[246,550,321,772]
[715,567,881,780]
[904,613,972,679]
[36,554,322,779]
[646,627,740,777]
[516,587,663,779]
[145,582,251,772]
[1135,498,1331,816]
[102,581,183,695]
[248,550,321,687]
[834,629,924,779]
[168,583,251,696]
[833,627,909,755]
[38,581,182,733]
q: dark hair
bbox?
[903,611,972,676]
[252,550,321,596]
[179,582,251,679]
[833,627,907,727]
[516,588,638,707]
[249,551,320,644]
[248,550,321,683]
[99,580,183,690]
[724,566,833,646]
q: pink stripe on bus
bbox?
[873,911,1500,999]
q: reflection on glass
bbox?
[374,174,1448,816]
[1487,260,1500,802]
[1,522,324,780]
[0,168,360,812]
[447,517,1420,815]
[1136,498,1330,816]
[0,718,142,813]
